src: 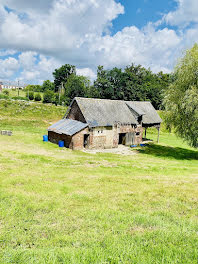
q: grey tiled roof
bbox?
[72,97,161,127]
[74,97,138,127]
[48,119,88,136]
[126,101,162,124]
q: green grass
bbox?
[0,100,198,264]
[2,89,44,100]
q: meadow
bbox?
[2,89,44,100]
[0,100,198,264]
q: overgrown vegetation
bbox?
[0,100,197,263]
[164,43,198,147]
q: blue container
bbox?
[140,143,147,147]
[43,135,48,142]
[58,140,64,148]
[130,145,137,148]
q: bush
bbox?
[0,94,9,99]
[3,90,9,96]
[43,90,54,103]
[29,91,34,100]
[34,93,42,101]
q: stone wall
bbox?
[49,124,143,150]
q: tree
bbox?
[43,90,54,103]
[53,64,76,92]
[64,75,90,104]
[164,44,198,147]
[42,80,55,92]
[25,84,42,92]
[93,64,171,108]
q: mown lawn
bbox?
[0,100,198,264]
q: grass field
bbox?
[2,89,44,99]
[0,100,198,264]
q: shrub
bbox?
[0,94,9,99]
[3,90,9,96]
[43,90,54,103]
[29,91,34,100]
[34,93,42,101]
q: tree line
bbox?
[25,63,172,109]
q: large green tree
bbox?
[93,64,171,109]
[64,75,90,103]
[164,44,198,147]
[42,80,55,92]
[53,64,76,92]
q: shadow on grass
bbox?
[138,144,198,160]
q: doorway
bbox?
[84,134,89,148]
[119,133,126,145]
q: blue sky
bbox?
[0,0,197,84]
[112,0,177,33]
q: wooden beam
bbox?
[157,126,160,143]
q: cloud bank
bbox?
[0,0,198,83]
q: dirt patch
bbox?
[83,145,137,156]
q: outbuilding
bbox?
[48,97,162,150]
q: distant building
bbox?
[48,97,162,150]
[0,81,26,90]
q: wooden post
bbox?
[157,126,160,143]
[145,127,147,138]
[18,80,19,96]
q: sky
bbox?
[0,0,198,84]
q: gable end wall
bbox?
[67,100,86,123]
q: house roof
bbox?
[126,101,162,124]
[48,119,88,136]
[71,97,162,127]
[74,97,138,127]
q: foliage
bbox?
[43,90,54,103]
[42,80,55,92]
[2,89,9,96]
[0,94,9,99]
[64,75,90,103]
[25,84,43,92]
[53,64,76,92]
[164,44,198,147]
[34,93,42,101]
[29,91,34,100]
[51,93,66,106]
[93,64,172,109]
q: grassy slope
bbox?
[0,100,198,264]
[2,89,44,99]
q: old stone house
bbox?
[48,97,162,150]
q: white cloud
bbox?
[18,52,37,70]
[0,57,19,79]
[76,67,96,80]
[18,54,61,84]
[0,0,197,83]
[164,0,198,26]
[88,24,182,72]
[0,49,17,57]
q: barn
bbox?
[48,97,162,150]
